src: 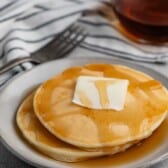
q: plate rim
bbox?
[0,57,168,168]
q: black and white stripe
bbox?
[0,0,168,88]
[0,1,17,13]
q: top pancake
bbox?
[34,64,168,149]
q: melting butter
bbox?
[72,76,129,111]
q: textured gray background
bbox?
[1,47,168,168]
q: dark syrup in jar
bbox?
[113,0,168,43]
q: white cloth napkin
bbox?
[0,0,168,87]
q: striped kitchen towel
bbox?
[0,0,168,87]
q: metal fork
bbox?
[0,24,88,75]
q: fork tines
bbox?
[54,24,88,58]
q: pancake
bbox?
[17,92,139,162]
[34,64,168,150]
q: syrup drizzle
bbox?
[94,80,116,108]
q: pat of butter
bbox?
[72,76,129,111]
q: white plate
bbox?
[0,58,168,168]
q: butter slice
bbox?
[72,76,129,111]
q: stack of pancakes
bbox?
[16,64,168,162]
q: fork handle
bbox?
[0,57,40,75]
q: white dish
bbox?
[0,58,168,168]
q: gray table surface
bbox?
[1,47,168,168]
